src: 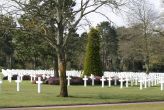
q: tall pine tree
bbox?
[84,28,102,76]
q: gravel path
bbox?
[0,101,164,110]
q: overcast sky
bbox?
[0,0,162,33]
[76,0,162,33]
[86,0,161,26]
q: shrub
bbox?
[70,77,83,85]
[44,77,60,85]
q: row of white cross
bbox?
[0,74,164,94]
[1,69,164,93]
[2,69,163,80]
[0,76,43,93]
[2,69,81,78]
[70,74,164,91]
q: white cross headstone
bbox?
[15,76,21,92]
[151,78,154,86]
[157,75,160,84]
[107,76,112,87]
[114,76,117,86]
[125,76,129,88]
[83,75,88,87]
[148,78,151,87]
[161,82,164,91]
[139,79,143,90]
[144,77,147,88]
[33,75,36,81]
[8,74,12,83]
[135,77,138,85]
[90,74,95,86]
[20,74,23,81]
[67,75,71,86]
[100,76,106,88]
[119,77,124,89]
[36,77,43,93]
[30,74,33,82]
[42,74,46,80]
[154,76,157,85]
[160,77,164,91]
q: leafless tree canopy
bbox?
[127,0,157,27]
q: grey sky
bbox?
[86,0,161,26]
[0,0,162,33]
[76,0,162,33]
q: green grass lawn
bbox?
[36,103,164,110]
[0,80,164,108]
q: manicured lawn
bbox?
[37,103,164,110]
[0,80,164,108]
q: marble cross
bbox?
[90,74,95,86]
[107,76,112,87]
[139,79,143,90]
[36,77,43,93]
[83,75,88,87]
[42,74,46,80]
[67,75,71,86]
[125,76,129,88]
[135,77,138,85]
[15,76,21,92]
[30,74,33,82]
[8,74,12,83]
[100,76,106,88]
[20,74,23,81]
[33,75,37,81]
[144,77,147,88]
[119,77,124,89]
[114,76,117,86]
[160,77,164,91]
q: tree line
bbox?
[0,16,163,72]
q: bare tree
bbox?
[127,0,157,74]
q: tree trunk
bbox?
[43,56,46,69]
[54,54,59,77]
[144,28,150,74]
[58,48,68,97]
[145,55,150,74]
[6,55,11,69]
[132,59,135,72]
[33,56,36,69]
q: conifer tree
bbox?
[84,28,103,76]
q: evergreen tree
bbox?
[84,28,102,76]
[0,15,16,69]
[97,22,119,71]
